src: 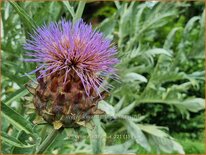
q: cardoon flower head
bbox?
[24,19,118,128]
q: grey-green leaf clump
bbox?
[98,1,204,154]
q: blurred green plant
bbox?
[1,1,205,154]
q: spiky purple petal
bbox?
[24,19,118,96]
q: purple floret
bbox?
[24,19,118,96]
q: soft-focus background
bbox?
[1,1,205,154]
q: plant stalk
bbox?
[35,128,61,154]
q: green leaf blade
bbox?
[2,132,33,148]
[9,1,37,32]
[2,102,33,134]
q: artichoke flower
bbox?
[24,19,118,129]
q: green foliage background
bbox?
[1,1,205,154]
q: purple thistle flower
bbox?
[24,19,118,96]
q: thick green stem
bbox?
[40,125,48,141]
[35,128,61,154]
[73,1,86,23]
